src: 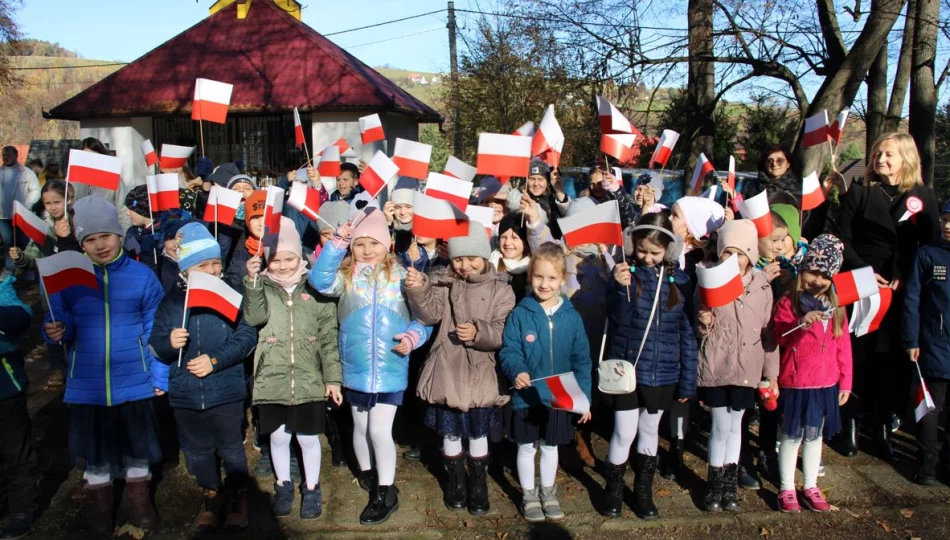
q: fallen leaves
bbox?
[828,504,840,512]
[464,520,475,528]
[656,489,672,498]
[876,519,892,533]
[116,523,145,539]
[495,532,509,540]
[899,508,914,519]
[759,526,771,537]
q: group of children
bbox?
[0,138,947,538]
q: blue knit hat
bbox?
[176,222,221,272]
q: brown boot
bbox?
[223,488,249,529]
[575,431,595,468]
[86,483,114,537]
[125,476,159,528]
[194,489,221,532]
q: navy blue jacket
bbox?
[902,238,950,379]
[0,275,32,399]
[607,265,698,398]
[149,279,257,411]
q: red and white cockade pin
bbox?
[899,196,923,222]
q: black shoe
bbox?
[442,454,467,511]
[659,439,684,481]
[0,513,33,540]
[357,469,378,492]
[720,463,740,512]
[703,466,724,512]
[599,462,625,517]
[738,463,760,490]
[272,481,294,518]
[467,455,490,516]
[329,435,346,468]
[875,424,894,460]
[758,452,779,485]
[632,454,658,520]
[839,417,858,457]
[403,447,422,461]
[359,484,399,526]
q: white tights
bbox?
[517,443,558,490]
[708,407,744,467]
[84,467,149,487]
[607,408,663,465]
[778,421,825,491]
[443,436,489,458]
[351,404,398,485]
[270,425,322,489]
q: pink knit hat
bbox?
[352,208,392,250]
[274,216,302,259]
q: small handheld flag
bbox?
[359,151,400,197]
[192,78,233,124]
[359,114,385,145]
[67,149,121,191]
[801,171,825,211]
[13,201,49,246]
[476,133,532,178]
[160,144,195,170]
[141,140,158,168]
[412,192,469,239]
[697,253,744,309]
[531,372,590,415]
[832,266,878,306]
[557,200,623,248]
[37,251,98,295]
[737,190,773,238]
[146,174,180,212]
[424,172,472,212]
[649,130,679,169]
[802,110,830,148]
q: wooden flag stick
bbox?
[177,283,191,367]
[302,140,311,171]
[199,119,206,157]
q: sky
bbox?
[16,0,466,73]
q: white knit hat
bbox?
[674,196,725,239]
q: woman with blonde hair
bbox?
[831,132,940,459]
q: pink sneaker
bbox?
[801,487,830,512]
[777,490,801,513]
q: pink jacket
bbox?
[772,296,853,392]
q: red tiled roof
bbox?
[46,1,442,122]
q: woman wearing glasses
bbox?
[741,145,800,202]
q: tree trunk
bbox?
[687,0,715,177]
[910,0,939,187]
[866,42,888,157]
[884,0,917,132]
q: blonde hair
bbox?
[790,272,846,338]
[866,132,922,193]
[528,242,567,280]
[339,253,398,288]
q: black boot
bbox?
[329,435,346,468]
[442,454,467,511]
[914,446,940,486]
[840,416,859,457]
[875,423,894,460]
[738,463,761,490]
[357,469,378,492]
[632,454,658,520]
[467,455,490,516]
[359,484,399,526]
[703,466,723,512]
[720,463,740,511]
[599,462,625,517]
[659,439,684,481]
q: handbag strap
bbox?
[632,265,665,369]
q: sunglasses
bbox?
[767,158,787,166]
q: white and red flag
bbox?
[316,137,357,158]
[596,96,636,134]
[287,182,322,221]
[512,121,535,138]
[443,156,477,183]
[13,201,48,246]
[726,155,736,193]
[600,134,637,161]
[649,130,679,169]
[476,133,532,178]
[802,110,830,148]
[738,190,773,238]
[412,191,470,239]
[697,253,745,309]
[146,174,180,212]
[185,271,243,322]
[293,107,306,147]
[833,266,878,306]
[359,150,399,197]
[557,200,623,249]
[801,171,825,211]
[36,251,98,295]
[538,140,564,168]
[160,144,195,170]
[689,153,714,194]
[425,172,472,212]
[191,78,233,124]
[532,372,590,414]
[828,108,849,145]
[203,185,243,226]
[392,138,432,180]
[359,113,385,144]
[914,368,936,422]
[849,287,892,337]
[66,149,121,191]
[532,104,564,157]
[261,186,284,259]
[317,145,341,178]
[465,205,494,238]
[141,140,158,168]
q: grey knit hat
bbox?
[390,176,417,205]
[73,196,124,243]
[226,174,257,190]
[317,201,349,232]
[448,220,491,260]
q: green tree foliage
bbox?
[0,0,23,89]
[737,95,799,169]
[837,142,863,161]
[420,123,451,172]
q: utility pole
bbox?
[447,1,460,154]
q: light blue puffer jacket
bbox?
[309,242,431,394]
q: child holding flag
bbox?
[500,242,592,523]
[224,190,265,292]
[41,196,166,536]
[149,223,257,531]
[309,208,431,526]
[772,234,852,512]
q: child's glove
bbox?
[195,157,214,180]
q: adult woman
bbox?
[832,132,939,458]
[741,145,800,201]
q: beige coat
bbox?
[405,268,515,411]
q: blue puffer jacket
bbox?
[607,265,698,398]
[0,274,32,400]
[902,238,950,379]
[42,252,167,406]
[500,296,592,411]
[309,242,431,394]
[149,279,257,410]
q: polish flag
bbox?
[261,186,284,259]
[185,271,243,322]
[146,173,180,212]
[412,191,470,239]
[600,134,637,161]
[203,185,243,226]
[738,190,773,238]
[293,107,305,147]
[649,130,679,169]
[141,140,158,168]
[465,205,494,238]
[36,251,98,295]
[539,139,564,169]
[801,171,825,211]
[689,153,714,194]
[393,138,432,180]
[914,373,936,422]
[512,121,535,138]
[66,149,121,191]
[317,145,341,178]
[828,108,849,145]
[316,137,356,158]
[531,104,564,157]
[596,96,635,134]
[557,200,623,248]
[191,78,233,124]
[160,144,195,170]
[425,172,472,212]
[832,266,878,306]
[359,113,385,144]
[443,156,477,183]
[850,288,892,337]
[476,133,532,178]
[697,253,745,309]
[287,182,322,221]
[534,372,590,415]
[726,155,736,193]
[802,110,830,148]
[13,201,48,246]
[359,150,400,197]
